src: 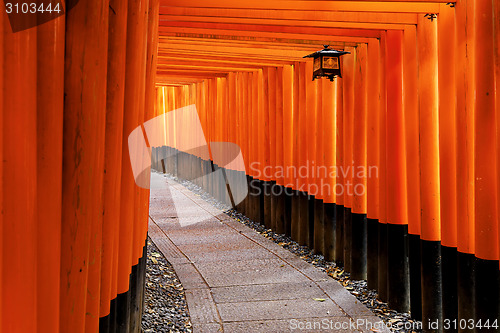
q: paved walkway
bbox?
[148,173,390,333]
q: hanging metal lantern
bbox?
[303,45,350,81]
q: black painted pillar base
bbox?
[129,263,140,331]
[220,167,232,206]
[307,194,315,248]
[115,289,131,333]
[177,151,184,180]
[284,187,293,237]
[421,240,443,332]
[378,223,388,302]
[273,185,286,234]
[245,176,252,220]
[243,175,252,217]
[263,180,273,229]
[270,181,278,231]
[100,240,147,333]
[236,172,246,216]
[442,245,458,327]
[207,160,214,198]
[313,197,325,255]
[343,207,352,272]
[251,178,263,224]
[214,163,222,202]
[387,223,409,313]
[367,218,378,289]
[351,212,367,281]
[335,204,345,266]
[474,257,500,332]
[457,251,475,330]
[298,191,310,246]
[291,190,301,242]
[258,179,265,225]
[409,233,422,321]
[249,176,260,222]
[323,203,336,261]
[99,302,112,333]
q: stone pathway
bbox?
[148,173,390,333]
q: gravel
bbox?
[141,238,192,333]
[160,172,422,333]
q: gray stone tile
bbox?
[165,227,243,246]
[170,263,207,290]
[240,229,298,259]
[219,218,253,233]
[192,323,223,333]
[148,225,190,265]
[217,298,344,322]
[155,217,226,232]
[284,257,331,282]
[195,258,310,287]
[185,289,220,324]
[178,246,276,263]
[211,282,328,303]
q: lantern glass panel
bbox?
[322,56,339,70]
[313,57,321,72]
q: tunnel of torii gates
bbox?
[0,0,500,332]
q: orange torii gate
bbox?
[1,0,499,332]
[153,1,500,331]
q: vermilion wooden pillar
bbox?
[36,10,64,333]
[342,47,355,272]
[455,0,476,323]
[241,72,251,216]
[100,2,128,329]
[322,78,337,261]
[366,39,380,291]
[351,43,368,281]
[313,77,324,255]
[60,1,109,332]
[417,15,442,329]
[134,0,158,331]
[377,31,389,302]
[265,67,276,229]
[291,63,301,241]
[143,0,160,231]
[403,24,422,321]
[274,66,286,234]
[283,65,294,237]
[495,0,500,279]
[257,69,266,221]
[305,61,316,248]
[297,62,309,246]
[474,0,499,325]
[438,3,458,325]
[0,9,4,329]
[335,72,345,265]
[385,30,409,313]
[251,71,261,223]
[117,3,149,331]
[2,15,38,333]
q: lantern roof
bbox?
[303,45,350,58]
